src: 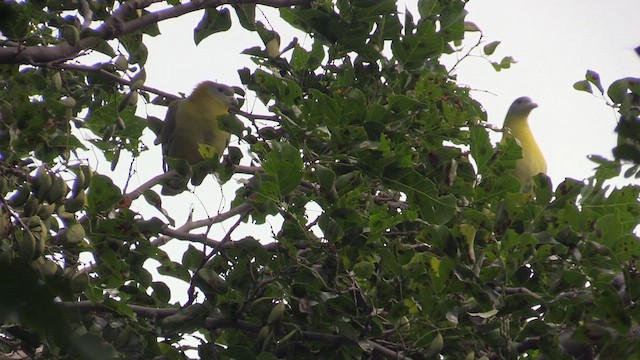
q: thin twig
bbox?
[152,202,253,246]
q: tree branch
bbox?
[234,165,264,175]
[236,108,279,122]
[126,169,178,201]
[0,0,311,64]
[57,300,413,360]
[126,165,263,202]
[495,286,543,300]
[151,202,252,246]
[53,62,178,100]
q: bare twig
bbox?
[151,202,253,246]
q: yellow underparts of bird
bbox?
[501,96,547,189]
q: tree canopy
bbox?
[1,0,640,359]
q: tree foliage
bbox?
[1,0,639,359]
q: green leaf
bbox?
[308,89,367,132]
[91,39,117,58]
[139,10,161,36]
[623,164,639,178]
[194,8,232,45]
[390,168,456,224]
[262,142,303,196]
[136,216,166,237]
[464,21,481,32]
[157,260,192,283]
[391,20,444,70]
[533,173,553,204]
[251,69,303,105]
[369,207,417,241]
[483,41,500,55]
[151,281,171,304]
[594,214,623,245]
[548,178,583,209]
[182,245,204,271]
[85,96,146,150]
[470,125,493,174]
[429,256,455,292]
[585,70,604,94]
[86,174,122,213]
[314,164,336,194]
[612,234,640,261]
[119,32,148,65]
[491,56,516,71]
[573,80,592,93]
[417,0,437,18]
[477,174,521,202]
[439,5,467,41]
[232,4,256,31]
[142,189,162,210]
[353,261,375,278]
[0,2,30,39]
[590,155,622,182]
[292,41,325,72]
[319,207,364,243]
[607,78,630,104]
[279,7,340,45]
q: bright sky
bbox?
[85,0,639,303]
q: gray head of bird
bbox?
[505,96,538,121]
[197,81,239,108]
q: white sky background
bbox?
[87,0,640,303]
